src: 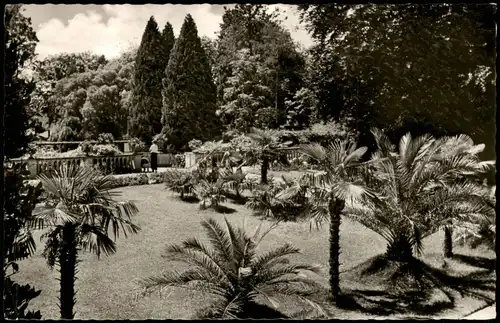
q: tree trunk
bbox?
[59,224,78,319]
[261,155,269,184]
[443,226,453,258]
[328,197,345,302]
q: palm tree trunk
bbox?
[443,226,453,258]
[59,224,78,319]
[261,155,269,184]
[328,197,345,302]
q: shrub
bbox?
[220,168,253,198]
[173,154,185,168]
[188,139,203,151]
[129,138,148,153]
[193,179,227,209]
[91,144,122,156]
[147,172,170,184]
[97,133,115,144]
[109,173,149,188]
[164,169,196,199]
[246,177,307,222]
[79,141,93,155]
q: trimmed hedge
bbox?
[26,171,175,190]
[109,172,173,188]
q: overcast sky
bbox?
[22,4,314,60]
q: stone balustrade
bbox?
[8,154,136,178]
[6,148,302,178]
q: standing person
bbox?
[149,140,159,173]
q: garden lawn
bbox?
[14,183,495,319]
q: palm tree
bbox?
[430,134,496,258]
[455,185,496,252]
[277,139,376,302]
[30,165,140,319]
[246,127,291,184]
[219,167,249,200]
[344,129,494,288]
[193,178,228,209]
[139,218,328,319]
[164,169,196,199]
[247,175,308,222]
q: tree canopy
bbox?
[4,4,39,159]
[298,4,496,162]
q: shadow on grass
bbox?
[212,205,238,214]
[241,302,289,319]
[451,254,496,271]
[225,193,248,205]
[196,301,289,319]
[339,254,496,316]
[179,195,200,204]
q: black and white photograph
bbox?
[3,2,496,320]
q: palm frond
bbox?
[300,144,327,163]
[78,224,116,259]
[139,269,228,297]
[7,229,37,262]
[200,218,235,271]
[251,243,300,272]
[164,244,231,284]
[371,128,396,155]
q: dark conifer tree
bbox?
[161,22,176,65]
[130,16,165,144]
[161,14,219,151]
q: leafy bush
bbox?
[78,141,93,155]
[147,172,170,185]
[164,169,196,199]
[109,173,149,188]
[173,154,185,168]
[193,179,227,209]
[220,168,254,199]
[3,164,43,318]
[91,144,122,156]
[188,139,202,151]
[129,137,148,153]
[97,133,114,144]
[246,177,307,221]
[139,218,327,319]
[276,121,356,147]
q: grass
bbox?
[14,183,496,319]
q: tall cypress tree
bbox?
[161,14,219,151]
[161,22,176,65]
[130,16,164,144]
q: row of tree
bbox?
[28,4,495,170]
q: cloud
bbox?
[33,4,312,59]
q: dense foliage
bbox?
[298,4,496,163]
[32,48,135,144]
[3,165,43,319]
[130,17,169,144]
[352,130,495,263]
[4,4,39,159]
[215,5,309,132]
[3,5,43,319]
[161,14,220,151]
